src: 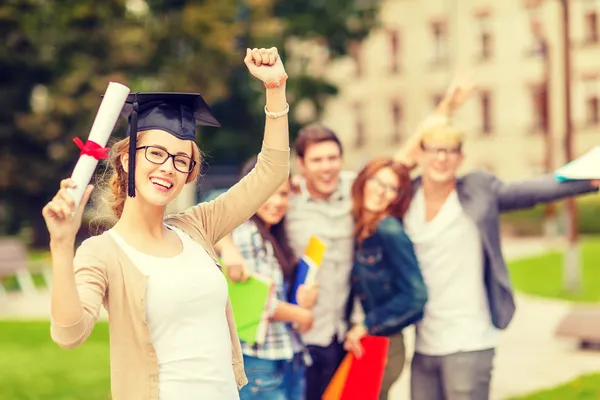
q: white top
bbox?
[404,189,499,356]
[109,226,239,400]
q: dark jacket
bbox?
[352,216,427,337]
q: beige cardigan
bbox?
[50,143,290,400]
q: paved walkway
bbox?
[2,237,600,399]
[388,237,600,400]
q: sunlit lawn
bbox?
[0,321,110,400]
[506,236,600,399]
[1,250,51,291]
[3,240,600,399]
[508,236,600,302]
[508,373,600,400]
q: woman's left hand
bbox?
[297,283,319,309]
[244,47,287,86]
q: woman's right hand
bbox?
[343,323,368,359]
[42,179,94,245]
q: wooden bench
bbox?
[0,239,39,295]
[556,307,600,348]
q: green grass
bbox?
[28,249,50,263]
[508,373,600,400]
[508,237,600,302]
[0,321,110,400]
[2,274,47,291]
[507,237,600,398]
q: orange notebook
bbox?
[322,336,390,400]
[322,353,353,400]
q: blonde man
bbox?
[403,120,599,400]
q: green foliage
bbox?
[0,321,110,399]
[201,0,379,164]
[273,0,379,57]
[508,236,600,302]
[501,196,600,237]
[508,372,600,400]
[0,1,150,245]
[0,0,380,246]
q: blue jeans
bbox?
[240,353,305,400]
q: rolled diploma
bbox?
[67,82,131,208]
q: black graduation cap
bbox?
[121,92,221,197]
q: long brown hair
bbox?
[240,157,298,282]
[351,157,412,245]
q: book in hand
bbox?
[289,236,326,305]
[222,263,273,346]
[555,146,600,182]
[322,336,390,400]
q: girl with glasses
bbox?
[42,48,290,400]
[344,157,427,400]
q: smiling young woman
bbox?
[345,157,428,400]
[42,47,291,400]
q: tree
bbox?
[0,0,241,246]
[0,0,382,246]
[199,0,381,165]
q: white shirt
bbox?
[109,226,239,400]
[404,189,499,356]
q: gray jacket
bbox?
[413,171,597,329]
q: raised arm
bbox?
[187,47,290,244]
[491,174,599,212]
[394,73,476,168]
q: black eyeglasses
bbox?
[136,146,196,174]
[420,144,462,157]
[367,177,400,196]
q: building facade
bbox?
[312,0,600,180]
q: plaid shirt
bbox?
[232,220,300,360]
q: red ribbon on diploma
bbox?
[73,137,109,160]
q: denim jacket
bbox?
[352,216,427,337]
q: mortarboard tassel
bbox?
[127,96,139,197]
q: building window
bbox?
[430,20,448,65]
[585,10,599,43]
[390,99,402,143]
[479,91,493,134]
[387,29,400,74]
[476,12,492,60]
[353,102,365,148]
[432,93,444,109]
[526,8,548,58]
[530,84,549,133]
[587,95,599,125]
[349,41,363,77]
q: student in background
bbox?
[402,115,600,400]
[219,75,478,400]
[344,157,427,400]
[232,156,318,400]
